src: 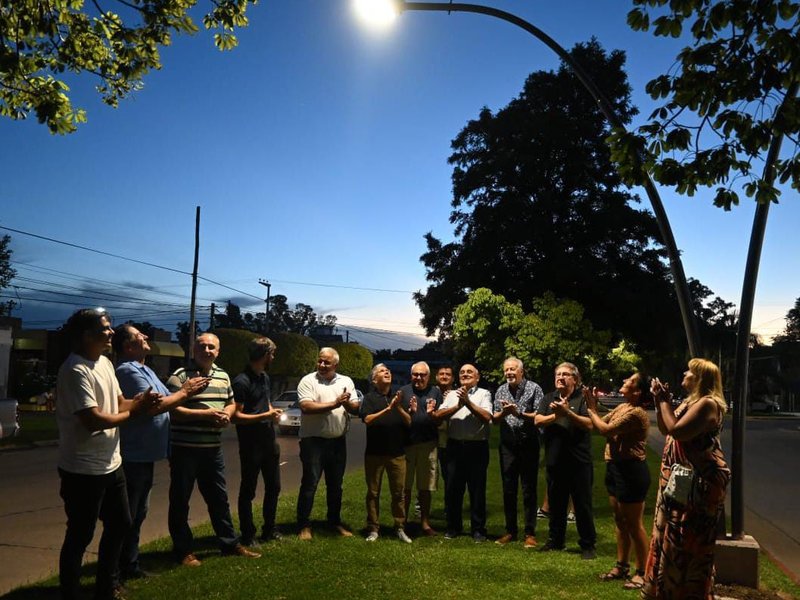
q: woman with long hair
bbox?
[642,358,730,599]
[585,373,652,590]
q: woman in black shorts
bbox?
[585,373,651,590]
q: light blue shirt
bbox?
[116,360,171,463]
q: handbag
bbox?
[664,463,694,505]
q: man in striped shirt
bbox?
[166,332,261,566]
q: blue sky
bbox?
[1,0,797,350]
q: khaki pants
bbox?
[364,454,406,531]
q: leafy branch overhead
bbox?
[0,0,257,134]
[609,0,800,209]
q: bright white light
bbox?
[353,0,399,28]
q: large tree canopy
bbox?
[775,296,800,342]
[610,0,800,209]
[0,0,256,134]
[414,40,683,355]
[0,235,17,316]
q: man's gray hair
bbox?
[504,356,524,371]
[371,362,387,381]
[555,361,581,384]
[411,361,430,374]
[320,347,340,365]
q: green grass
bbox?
[5,433,799,600]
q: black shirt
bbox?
[232,366,275,442]
[537,388,592,465]
[399,384,443,445]
[359,390,408,457]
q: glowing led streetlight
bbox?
[353,0,399,28]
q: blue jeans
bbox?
[296,436,347,528]
[237,433,281,541]
[58,467,131,600]
[119,461,154,575]
[168,445,238,557]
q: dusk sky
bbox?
[1,0,797,350]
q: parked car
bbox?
[273,390,298,410]
[751,395,780,414]
[0,398,21,439]
[278,401,301,435]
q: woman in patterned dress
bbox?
[585,373,652,590]
[642,358,730,600]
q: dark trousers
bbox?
[499,437,540,536]
[445,438,489,535]
[58,467,131,600]
[119,461,154,575]
[296,436,347,528]
[546,459,596,549]
[168,445,238,558]
[237,435,281,541]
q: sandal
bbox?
[599,561,629,581]
[623,570,645,590]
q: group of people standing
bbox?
[54,306,730,600]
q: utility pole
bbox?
[188,206,201,362]
[209,303,216,331]
[258,279,271,334]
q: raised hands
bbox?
[582,385,600,411]
[181,376,211,397]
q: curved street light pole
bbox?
[399,1,701,357]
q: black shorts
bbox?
[604,460,650,503]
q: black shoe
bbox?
[539,540,566,552]
[472,532,487,543]
[580,547,597,560]
[444,531,460,540]
[240,537,258,547]
[120,568,150,581]
[259,530,283,542]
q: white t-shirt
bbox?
[57,353,123,475]
[297,371,356,439]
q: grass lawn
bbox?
[5,433,799,600]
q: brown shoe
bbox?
[421,527,438,537]
[334,524,353,537]
[180,553,202,567]
[223,543,261,558]
[495,533,515,545]
[298,527,313,541]
[524,535,538,549]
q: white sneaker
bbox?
[396,529,412,544]
[365,531,379,542]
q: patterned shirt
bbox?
[493,378,543,444]
[167,363,234,448]
[602,403,650,462]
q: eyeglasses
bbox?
[411,372,427,377]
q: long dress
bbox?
[641,400,730,600]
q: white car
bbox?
[273,391,298,410]
[278,401,301,435]
[0,398,20,439]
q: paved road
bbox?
[647,415,800,582]
[0,422,367,596]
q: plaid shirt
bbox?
[493,379,543,443]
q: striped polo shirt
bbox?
[167,364,234,448]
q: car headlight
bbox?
[280,414,288,422]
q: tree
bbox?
[611,0,800,209]
[270,332,318,378]
[451,288,611,386]
[0,235,16,316]
[414,40,683,356]
[1,0,257,134]
[774,297,800,342]
[175,320,200,353]
[214,327,259,376]
[332,342,372,382]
